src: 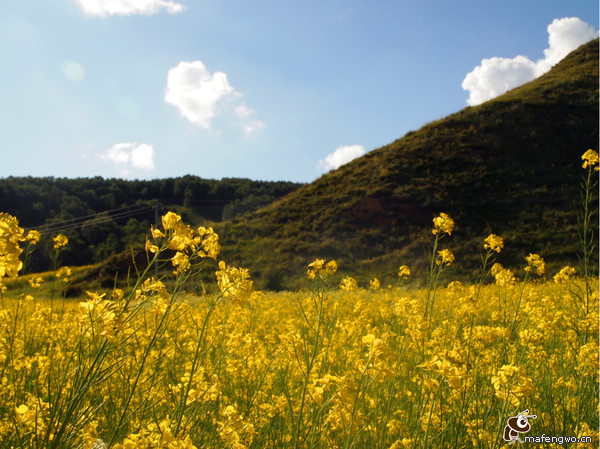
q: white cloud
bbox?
[165,61,266,134]
[165,60,235,129]
[235,104,255,119]
[73,0,185,17]
[98,142,155,176]
[539,17,599,72]
[317,145,366,172]
[236,103,266,136]
[62,60,85,82]
[462,17,598,106]
[244,120,266,136]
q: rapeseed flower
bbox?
[306,258,325,279]
[398,265,411,279]
[55,266,71,283]
[491,263,516,286]
[483,233,503,253]
[524,253,545,276]
[436,249,455,267]
[215,261,253,304]
[53,233,69,249]
[553,266,577,283]
[25,229,40,244]
[0,212,25,278]
[196,226,220,259]
[369,277,381,290]
[432,212,454,235]
[306,258,336,279]
[340,276,358,291]
[581,149,599,171]
[491,364,535,406]
[28,276,43,288]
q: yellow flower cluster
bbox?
[215,260,253,304]
[436,248,455,267]
[581,149,599,171]
[483,233,504,253]
[55,266,71,283]
[306,258,337,279]
[339,275,358,291]
[398,265,411,279]
[524,253,545,276]
[491,364,536,407]
[491,263,516,286]
[53,233,69,249]
[432,212,454,236]
[0,268,597,448]
[553,265,577,283]
[0,212,25,279]
[147,211,221,274]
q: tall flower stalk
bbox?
[578,149,599,314]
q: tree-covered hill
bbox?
[0,175,301,272]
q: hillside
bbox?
[217,39,599,290]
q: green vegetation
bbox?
[217,39,599,289]
[0,175,301,274]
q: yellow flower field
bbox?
[0,150,598,448]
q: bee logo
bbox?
[503,409,537,444]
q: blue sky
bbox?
[1,1,597,183]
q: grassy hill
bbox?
[217,39,599,290]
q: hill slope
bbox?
[218,39,599,289]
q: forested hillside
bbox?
[0,175,301,272]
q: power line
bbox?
[27,205,153,235]
[30,204,151,230]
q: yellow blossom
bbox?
[197,226,220,259]
[53,233,69,249]
[0,212,25,279]
[483,233,503,253]
[306,258,336,279]
[398,265,411,279]
[216,261,253,304]
[492,364,535,406]
[307,258,325,279]
[492,263,516,286]
[524,253,545,276]
[369,277,381,290]
[436,249,455,267]
[25,229,41,244]
[150,224,165,239]
[553,266,577,283]
[432,212,454,235]
[161,211,182,230]
[171,251,190,274]
[340,276,358,291]
[581,149,599,171]
[55,266,71,283]
[28,276,43,288]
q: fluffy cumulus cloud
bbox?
[317,145,366,172]
[165,63,266,134]
[462,17,598,106]
[98,143,156,176]
[73,0,185,17]
[165,61,235,129]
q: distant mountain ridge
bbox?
[217,39,599,290]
